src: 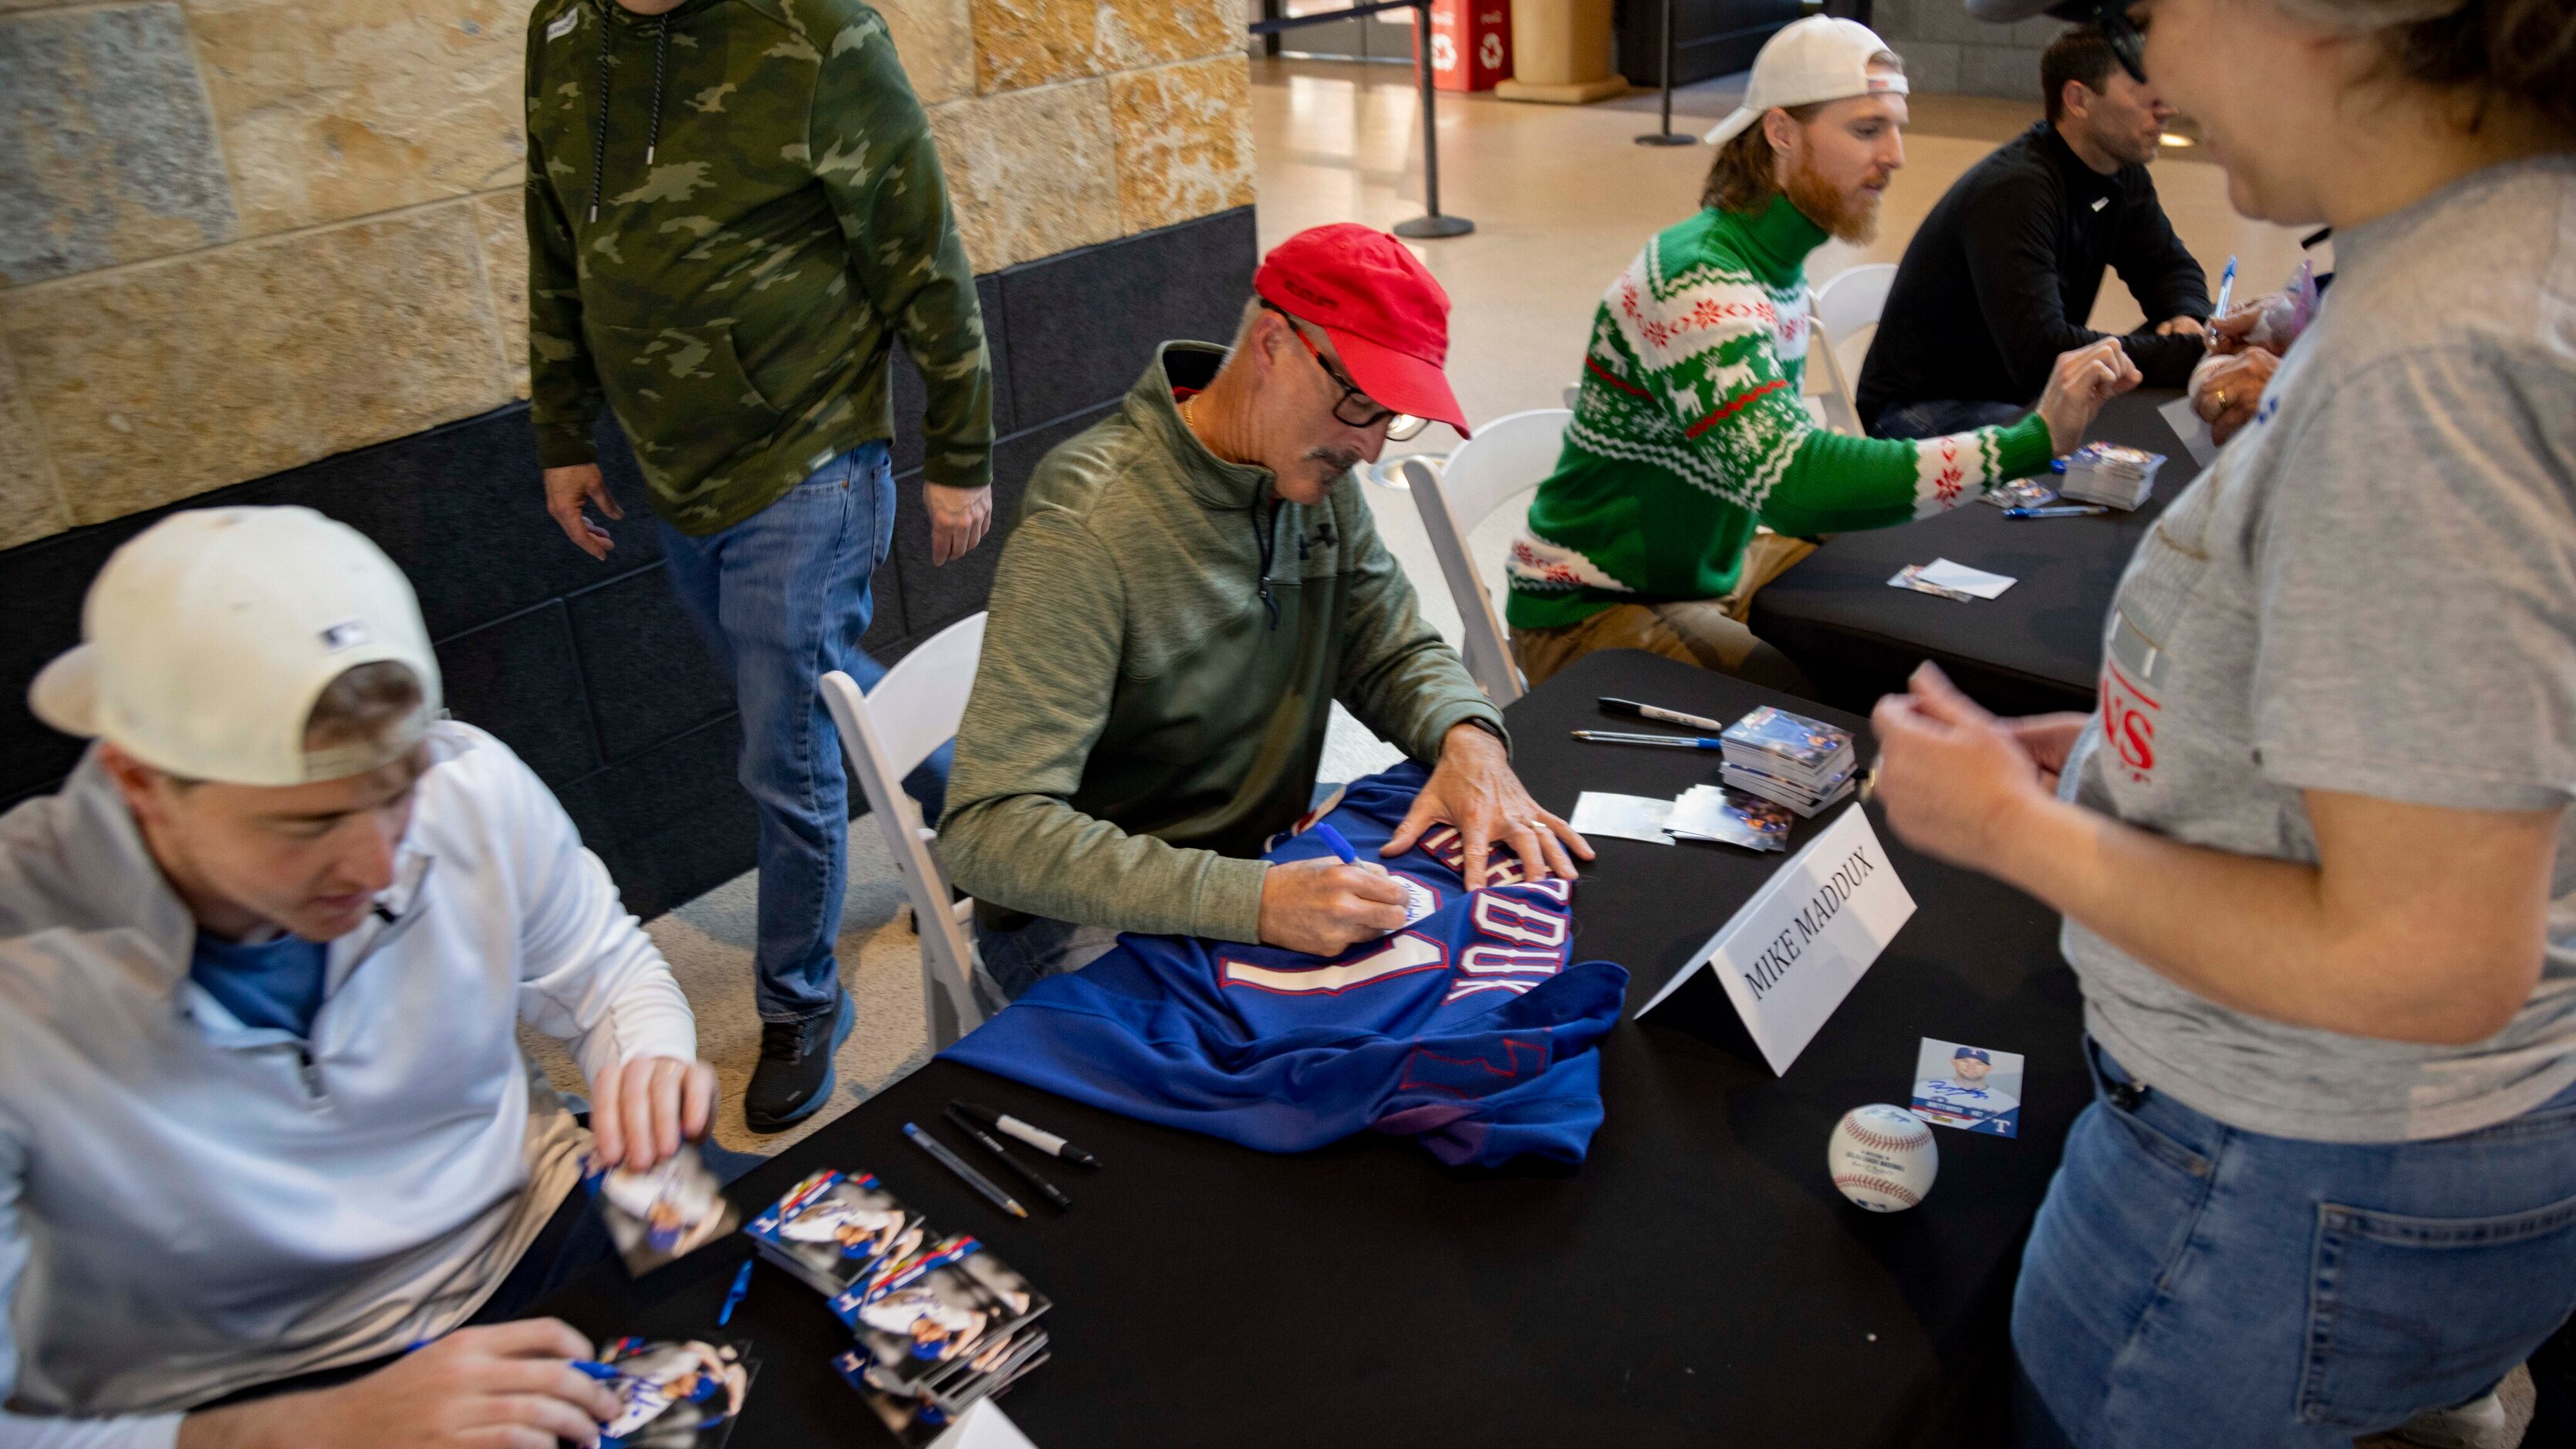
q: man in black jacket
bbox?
[1857,26,2209,438]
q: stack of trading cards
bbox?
[1719,707,1859,817]
[590,1336,756,1448]
[2058,441,2166,510]
[744,1170,1051,1443]
[1978,475,2058,509]
[830,1233,1052,1444]
[1665,784,1794,852]
[742,1169,926,1298]
[583,1144,741,1275]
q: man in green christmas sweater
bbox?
[1506,16,2138,690]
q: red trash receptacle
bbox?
[1419,0,1512,92]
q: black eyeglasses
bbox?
[2091,1,2149,83]
[1261,302,1429,441]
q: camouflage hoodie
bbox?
[522,0,991,535]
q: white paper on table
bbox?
[2157,394,2220,467]
[1914,558,2017,599]
[929,1401,1039,1449]
[1570,791,1676,845]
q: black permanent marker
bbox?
[946,1106,1074,1211]
[951,1099,1102,1168]
[1597,697,1727,733]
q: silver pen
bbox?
[903,1120,1026,1219]
[1570,730,1724,750]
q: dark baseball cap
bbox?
[1953,1047,1993,1063]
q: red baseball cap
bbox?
[1253,224,1470,438]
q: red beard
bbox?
[1784,157,1883,245]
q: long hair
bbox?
[1700,103,1825,213]
[2277,0,2576,137]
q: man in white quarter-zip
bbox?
[0,506,716,1449]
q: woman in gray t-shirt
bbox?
[1875,0,2576,1441]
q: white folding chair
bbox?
[1808,262,1898,436]
[819,611,991,1051]
[1397,407,1572,707]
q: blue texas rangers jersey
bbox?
[940,765,1629,1168]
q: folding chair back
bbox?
[819,610,991,1049]
[1399,408,1574,706]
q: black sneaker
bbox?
[744,991,852,1133]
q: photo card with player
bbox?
[1909,1038,2024,1137]
[741,1168,924,1298]
[1980,475,2059,509]
[831,1234,1052,1400]
[1666,784,1795,852]
[590,1336,756,1449]
[838,1342,1051,1447]
[583,1143,739,1275]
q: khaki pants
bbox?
[1511,530,1816,693]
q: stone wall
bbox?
[0,0,1258,552]
[1866,0,2064,100]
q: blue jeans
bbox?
[973,914,1120,1005]
[659,444,950,1024]
[2013,1037,2576,1447]
[1870,397,2028,439]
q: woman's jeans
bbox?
[2013,1036,2576,1447]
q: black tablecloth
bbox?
[1749,389,2193,717]
[542,651,2086,1447]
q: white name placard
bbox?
[1635,806,1916,1075]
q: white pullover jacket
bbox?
[0,722,696,1448]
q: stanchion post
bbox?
[1635,0,1698,146]
[1394,0,1474,238]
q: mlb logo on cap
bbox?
[28,506,443,786]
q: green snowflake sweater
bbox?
[1504,197,2055,630]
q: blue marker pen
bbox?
[1311,823,1360,864]
[2004,505,2108,518]
[2209,255,2238,343]
[717,1258,754,1326]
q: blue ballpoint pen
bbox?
[717,1258,753,1326]
[1568,730,1724,750]
[2004,504,2108,518]
[2209,255,2238,344]
[1311,823,1361,863]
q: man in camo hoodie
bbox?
[523,0,992,1130]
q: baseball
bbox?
[1828,1104,1938,1212]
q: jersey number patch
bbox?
[1222,933,1450,996]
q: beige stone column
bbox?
[1494,0,1626,104]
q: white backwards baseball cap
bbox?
[30,507,444,786]
[1704,16,1909,146]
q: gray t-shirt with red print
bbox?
[2061,156,2576,1143]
